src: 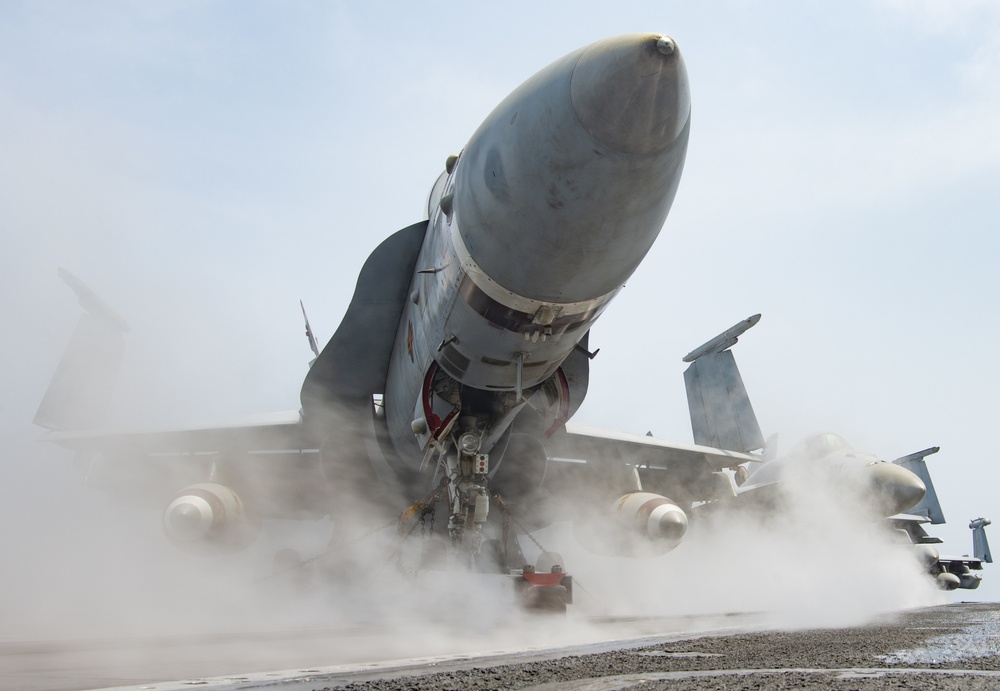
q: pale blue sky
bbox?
[2,1,999,608]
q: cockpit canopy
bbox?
[788,432,853,462]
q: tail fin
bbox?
[682,315,764,453]
[892,447,945,524]
[971,518,992,563]
[33,269,129,431]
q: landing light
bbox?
[459,432,481,454]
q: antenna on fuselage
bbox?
[300,300,320,363]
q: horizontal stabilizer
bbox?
[892,447,944,524]
[971,518,992,563]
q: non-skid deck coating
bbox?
[6,603,999,690]
[295,603,1000,691]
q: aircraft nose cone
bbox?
[915,544,941,568]
[866,463,926,516]
[571,34,690,155]
[453,33,691,304]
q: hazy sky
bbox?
[2,0,999,611]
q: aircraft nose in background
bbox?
[866,462,927,516]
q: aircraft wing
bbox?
[889,513,991,590]
[937,554,987,569]
[40,410,318,455]
[930,553,986,590]
[42,411,333,521]
[551,423,757,471]
[543,422,754,504]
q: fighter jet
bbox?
[680,315,991,590]
[888,448,992,590]
[38,35,750,608]
[39,34,952,610]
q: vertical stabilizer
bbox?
[33,269,129,431]
[971,518,992,563]
[682,315,764,454]
[892,447,945,524]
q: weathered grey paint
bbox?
[382,34,691,467]
[453,34,690,304]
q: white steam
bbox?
[528,459,946,630]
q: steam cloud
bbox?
[0,306,944,685]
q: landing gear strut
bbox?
[442,447,491,563]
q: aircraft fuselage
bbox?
[382,34,691,472]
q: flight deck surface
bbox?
[4,603,999,690]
